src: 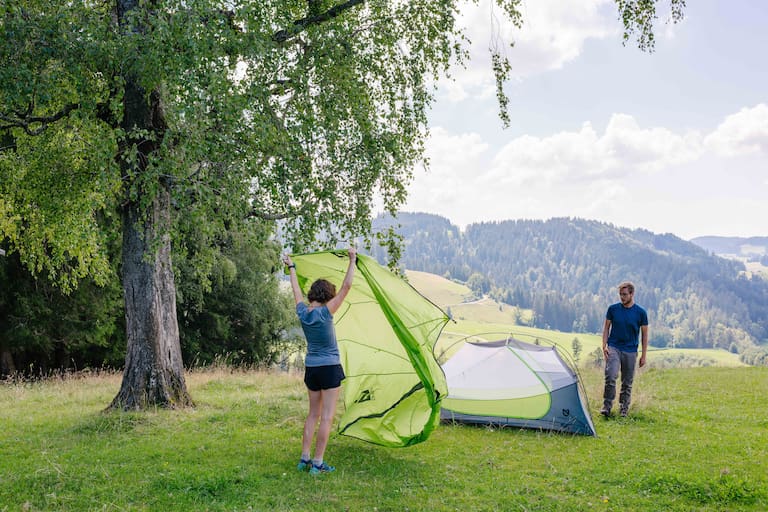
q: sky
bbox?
[400,0,768,240]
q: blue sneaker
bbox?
[309,461,335,475]
[297,458,311,472]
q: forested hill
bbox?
[369,213,768,352]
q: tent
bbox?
[440,338,596,436]
[290,251,449,447]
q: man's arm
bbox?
[639,324,648,367]
[602,319,611,359]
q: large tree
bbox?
[0,0,684,409]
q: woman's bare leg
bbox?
[313,386,341,462]
[302,388,322,459]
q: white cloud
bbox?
[484,123,602,187]
[485,113,701,189]
[404,128,489,213]
[437,0,617,102]
[405,106,767,235]
[704,103,768,157]
[601,114,703,172]
[504,0,616,73]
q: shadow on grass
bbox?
[595,411,659,425]
[70,410,153,436]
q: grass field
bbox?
[3,269,760,510]
[2,367,767,511]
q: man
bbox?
[601,281,648,418]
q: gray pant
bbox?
[603,346,638,413]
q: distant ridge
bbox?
[690,236,768,259]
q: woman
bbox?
[283,247,357,475]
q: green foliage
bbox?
[571,336,582,363]
[740,346,768,367]
[2,366,767,511]
[589,346,604,368]
[0,216,297,374]
[1,0,474,288]
[466,272,491,297]
[0,0,120,290]
[371,213,466,280]
[616,0,686,52]
[647,352,719,369]
[0,249,125,377]
[176,220,296,367]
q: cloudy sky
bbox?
[401,0,767,240]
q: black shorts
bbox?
[304,364,345,391]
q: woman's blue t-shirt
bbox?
[296,302,340,367]
[606,303,648,353]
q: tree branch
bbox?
[272,0,365,43]
[250,210,291,221]
[0,103,80,136]
[249,196,318,221]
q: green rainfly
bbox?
[290,251,449,447]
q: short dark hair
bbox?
[308,279,336,303]
[618,281,635,294]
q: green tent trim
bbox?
[289,251,449,447]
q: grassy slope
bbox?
[1,368,767,511]
[406,270,745,367]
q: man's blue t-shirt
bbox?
[296,303,340,367]
[606,303,648,353]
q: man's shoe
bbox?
[309,461,335,475]
[620,409,628,418]
[600,407,611,417]
[297,458,311,471]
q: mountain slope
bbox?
[371,213,768,352]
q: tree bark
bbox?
[109,0,192,409]
[0,344,15,376]
[109,188,193,410]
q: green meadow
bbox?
[2,270,765,511]
[2,366,767,511]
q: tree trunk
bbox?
[0,343,15,377]
[109,0,192,409]
[109,189,193,410]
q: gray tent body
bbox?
[440,338,596,436]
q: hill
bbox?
[371,213,768,357]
